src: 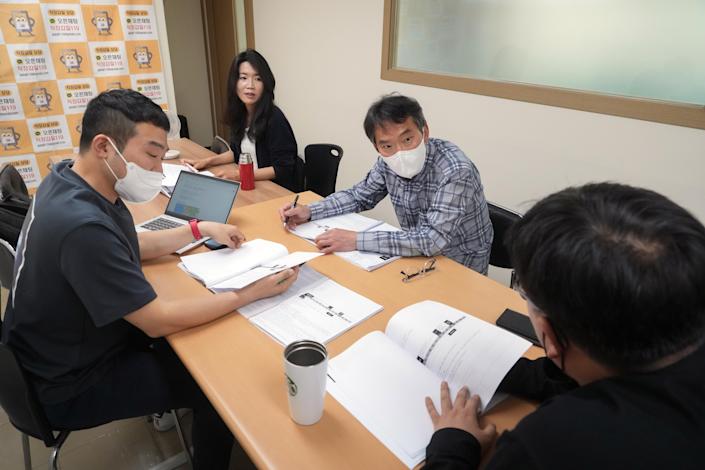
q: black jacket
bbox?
[229,105,300,191]
[424,345,705,470]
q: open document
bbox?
[162,163,214,197]
[326,301,531,468]
[238,266,383,345]
[179,239,322,290]
[290,213,401,271]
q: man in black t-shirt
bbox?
[2,89,298,470]
[423,183,705,470]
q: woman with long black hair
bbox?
[184,49,299,190]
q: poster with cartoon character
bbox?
[89,41,128,76]
[130,72,165,105]
[26,114,71,152]
[65,111,82,147]
[0,4,47,44]
[126,39,160,74]
[94,74,130,93]
[18,80,63,118]
[57,77,97,114]
[41,3,87,43]
[0,46,14,83]
[2,153,41,188]
[0,83,25,120]
[82,5,123,42]
[0,0,171,189]
[50,42,90,79]
[6,43,56,82]
[0,119,31,156]
[119,4,157,40]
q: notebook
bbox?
[135,171,240,254]
[326,301,531,468]
[289,213,402,271]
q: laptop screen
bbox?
[165,171,240,222]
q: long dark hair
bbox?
[223,49,275,144]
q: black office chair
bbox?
[487,202,522,288]
[304,144,343,197]
[177,115,190,139]
[210,135,230,155]
[0,342,70,470]
[0,238,15,334]
[0,342,193,470]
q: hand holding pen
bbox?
[278,194,311,229]
[285,194,299,224]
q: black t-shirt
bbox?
[1,161,156,404]
[424,344,705,470]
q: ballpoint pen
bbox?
[284,194,299,225]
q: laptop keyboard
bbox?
[142,217,183,231]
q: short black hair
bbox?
[363,94,426,144]
[79,89,169,152]
[508,183,705,371]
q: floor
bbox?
[0,406,188,470]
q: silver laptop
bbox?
[136,171,240,254]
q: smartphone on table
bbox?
[496,308,542,347]
[204,238,228,250]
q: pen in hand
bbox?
[284,194,300,225]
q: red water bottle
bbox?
[239,152,255,190]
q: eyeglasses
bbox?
[401,258,436,283]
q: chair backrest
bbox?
[0,164,30,248]
[210,135,230,155]
[0,343,58,446]
[0,238,15,289]
[292,155,306,193]
[488,202,522,269]
[304,144,343,197]
[177,114,190,139]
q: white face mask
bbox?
[104,138,162,204]
[382,138,427,179]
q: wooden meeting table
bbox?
[129,139,543,469]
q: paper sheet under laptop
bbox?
[161,163,214,197]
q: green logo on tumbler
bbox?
[286,374,297,397]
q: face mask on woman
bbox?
[104,138,163,204]
[382,139,427,179]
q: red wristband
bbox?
[189,219,202,240]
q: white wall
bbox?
[163,0,213,146]
[252,0,705,229]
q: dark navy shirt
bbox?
[2,161,156,404]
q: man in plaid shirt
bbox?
[280,94,493,274]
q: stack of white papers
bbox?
[290,213,402,271]
[326,301,531,468]
[179,239,322,290]
[239,265,384,345]
[161,163,214,197]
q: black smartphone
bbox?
[496,309,542,347]
[204,239,228,250]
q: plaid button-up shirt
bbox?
[309,138,493,274]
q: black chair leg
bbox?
[173,409,193,469]
[48,430,70,470]
[21,433,31,470]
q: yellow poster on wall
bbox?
[0,0,168,190]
